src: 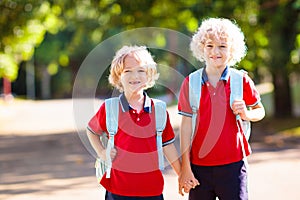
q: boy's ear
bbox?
[228,49,234,63]
[118,82,123,91]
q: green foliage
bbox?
[0,0,299,109]
[0,54,18,80]
[0,0,64,81]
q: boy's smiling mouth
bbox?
[129,81,141,85]
[210,55,221,59]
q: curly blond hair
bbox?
[190,17,247,66]
[108,45,159,92]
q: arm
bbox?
[178,115,200,195]
[163,143,181,176]
[245,102,265,122]
[232,100,265,122]
[86,129,117,161]
[180,115,193,175]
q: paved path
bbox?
[0,99,299,200]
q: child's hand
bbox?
[99,148,117,161]
[232,100,247,120]
[183,179,198,193]
[178,168,200,196]
[110,148,117,161]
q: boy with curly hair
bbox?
[178,18,265,200]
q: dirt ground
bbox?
[0,99,300,200]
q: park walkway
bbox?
[0,99,299,200]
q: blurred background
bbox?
[0,0,300,200]
[0,0,299,118]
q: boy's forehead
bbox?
[206,37,228,44]
[205,29,229,40]
[124,54,144,67]
[124,54,138,62]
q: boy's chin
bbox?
[127,86,144,93]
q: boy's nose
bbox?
[133,71,139,77]
[212,47,219,53]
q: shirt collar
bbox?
[202,66,230,84]
[119,92,151,113]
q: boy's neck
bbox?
[205,65,226,87]
[206,65,226,76]
[125,91,144,112]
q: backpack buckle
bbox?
[156,130,163,136]
[192,106,197,114]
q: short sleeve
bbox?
[243,74,261,107]
[87,102,107,135]
[162,111,175,146]
[178,76,193,117]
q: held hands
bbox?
[178,167,200,196]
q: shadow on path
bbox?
[1,128,300,198]
[0,132,95,197]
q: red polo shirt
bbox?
[88,93,175,196]
[178,67,261,166]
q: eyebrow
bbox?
[205,41,228,45]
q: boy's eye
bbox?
[220,45,227,48]
[138,69,146,72]
[206,44,213,48]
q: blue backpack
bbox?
[95,97,167,181]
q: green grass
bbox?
[279,127,300,137]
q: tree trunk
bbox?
[41,67,51,99]
[3,77,13,101]
[272,69,292,117]
[263,1,298,118]
[26,59,36,99]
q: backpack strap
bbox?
[104,97,119,178]
[229,68,251,140]
[229,68,244,119]
[152,99,167,171]
[189,68,203,142]
[229,68,251,167]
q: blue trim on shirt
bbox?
[87,126,105,136]
[178,111,192,117]
[162,138,175,147]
